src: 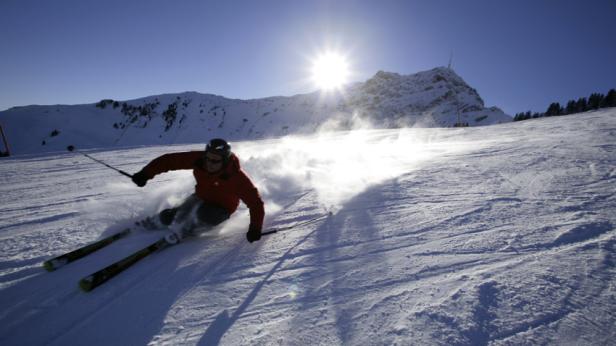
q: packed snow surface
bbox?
[0,110,614,345]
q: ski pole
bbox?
[262,212,333,237]
[67,145,133,179]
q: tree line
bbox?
[514,89,616,121]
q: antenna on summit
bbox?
[448,50,454,70]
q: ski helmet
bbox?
[205,138,231,162]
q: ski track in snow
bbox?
[0,110,615,345]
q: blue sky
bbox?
[1,0,615,115]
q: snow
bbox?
[0,109,615,345]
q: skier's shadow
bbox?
[197,221,326,346]
[197,176,419,345]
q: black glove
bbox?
[246,225,262,243]
[132,170,150,187]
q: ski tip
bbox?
[79,278,94,292]
[43,261,56,272]
[116,228,131,238]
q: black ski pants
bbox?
[159,194,230,228]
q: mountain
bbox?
[344,67,509,127]
[0,67,510,156]
[0,109,613,345]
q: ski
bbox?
[79,234,177,292]
[43,228,131,271]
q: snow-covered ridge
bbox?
[345,67,504,127]
[0,67,511,156]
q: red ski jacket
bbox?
[142,151,264,231]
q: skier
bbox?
[131,138,264,244]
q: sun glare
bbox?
[311,52,350,91]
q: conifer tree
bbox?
[565,100,577,115]
[602,89,616,108]
[588,93,605,110]
[576,97,588,113]
[546,102,563,116]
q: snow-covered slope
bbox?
[1,109,613,345]
[0,67,510,156]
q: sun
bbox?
[311,52,350,91]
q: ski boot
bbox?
[135,208,178,230]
